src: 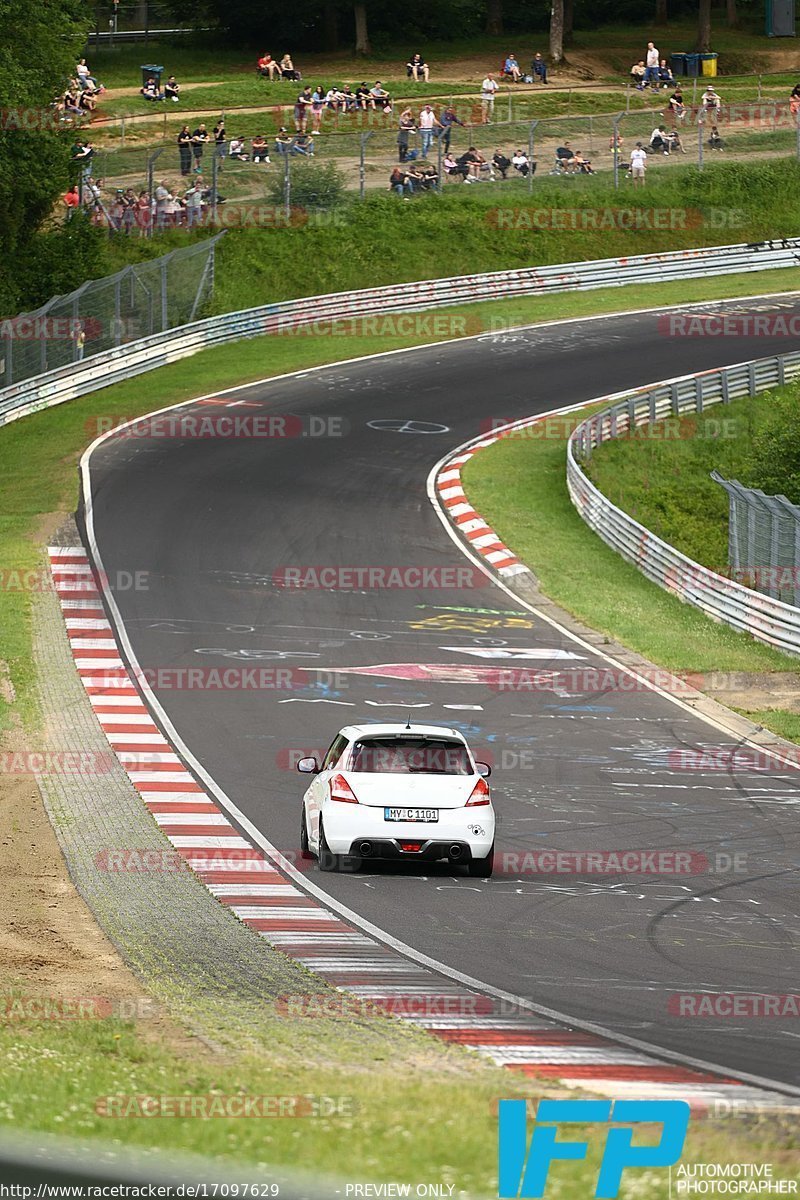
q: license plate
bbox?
[384,807,438,823]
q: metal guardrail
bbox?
[3,236,800,429]
[567,352,800,657]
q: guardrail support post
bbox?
[627,397,636,431]
[721,372,730,404]
[695,374,703,413]
[670,382,680,414]
[160,259,169,331]
[648,392,656,424]
[777,355,786,387]
[748,362,757,395]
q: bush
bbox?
[265,161,346,211]
[743,389,800,503]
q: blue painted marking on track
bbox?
[544,704,616,713]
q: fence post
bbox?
[697,110,704,172]
[2,324,11,386]
[359,131,374,200]
[283,152,291,223]
[146,148,164,239]
[796,111,800,161]
[211,150,219,224]
[160,258,169,331]
[613,113,623,190]
[525,120,537,193]
[114,276,122,347]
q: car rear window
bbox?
[348,737,471,775]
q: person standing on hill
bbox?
[177,124,192,175]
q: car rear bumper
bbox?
[322,803,495,857]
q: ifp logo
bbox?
[498,1099,689,1198]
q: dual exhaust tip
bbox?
[356,841,464,860]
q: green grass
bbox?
[3,1002,796,1192]
[583,391,783,568]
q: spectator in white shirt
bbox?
[644,42,660,86]
[629,142,647,186]
[418,104,441,156]
[481,73,499,122]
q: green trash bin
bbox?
[671,53,687,76]
[140,64,164,88]
[700,52,718,76]
[684,53,700,77]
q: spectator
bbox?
[141,75,164,101]
[154,180,175,229]
[78,90,97,115]
[251,134,270,163]
[609,131,624,156]
[438,105,465,152]
[341,85,357,113]
[213,119,226,168]
[629,141,647,187]
[481,72,499,122]
[121,188,137,233]
[443,152,469,180]
[136,190,151,234]
[63,183,80,209]
[492,149,512,178]
[644,41,660,86]
[512,148,531,176]
[191,124,208,170]
[503,54,521,82]
[165,75,180,102]
[291,132,315,155]
[790,83,800,115]
[630,61,646,89]
[177,124,192,175]
[532,52,548,83]
[76,59,100,90]
[228,136,249,160]
[459,146,487,180]
[355,82,371,109]
[556,140,576,170]
[657,59,674,88]
[258,53,280,80]
[573,149,595,174]
[668,86,686,123]
[650,124,670,153]
[708,124,724,150]
[369,80,392,111]
[295,85,312,132]
[701,84,722,118]
[418,104,441,156]
[397,108,416,162]
[310,86,325,129]
[390,164,412,195]
[275,126,293,153]
[407,53,429,82]
[183,180,204,229]
[280,54,301,82]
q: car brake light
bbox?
[329,774,359,804]
[465,777,490,806]
[400,842,423,853]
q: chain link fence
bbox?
[0,235,223,387]
[711,472,800,608]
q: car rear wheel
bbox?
[467,842,494,878]
[318,819,341,873]
[300,805,312,860]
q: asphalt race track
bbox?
[84,297,800,1089]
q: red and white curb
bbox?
[435,438,531,578]
[48,545,796,1113]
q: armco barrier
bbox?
[566,352,800,656]
[2,237,800,427]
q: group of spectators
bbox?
[630,43,676,90]
[391,146,534,194]
[65,176,219,232]
[256,53,302,80]
[141,73,181,102]
[58,58,105,119]
[500,53,549,83]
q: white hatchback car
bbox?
[297,722,495,877]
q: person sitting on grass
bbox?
[291,132,315,155]
[355,82,371,109]
[164,75,180,102]
[790,82,800,115]
[390,164,413,195]
[275,126,294,153]
[630,60,646,89]
[708,124,724,150]
[78,89,97,115]
[251,134,270,163]
[443,152,469,180]
[258,53,280,80]
[503,54,521,82]
[492,149,512,179]
[280,54,301,81]
[532,52,548,83]
[228,136,249,160]
[573,149,595,174]
[460,146,487,181]
[407,53,429,82]
[369,80,392,111]
[650,124,671,153]
[141,75,164,101]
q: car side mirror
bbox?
[475,761,491,778]
[296,757,319,774]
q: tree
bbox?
[564,0,573,45]
[655,0,668,25]
[726,0,738,27]
[549,0,564,63]
[697,0,712,51]
[0,0,97,312]
[486,0,503,35]
[354,1,370,53]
